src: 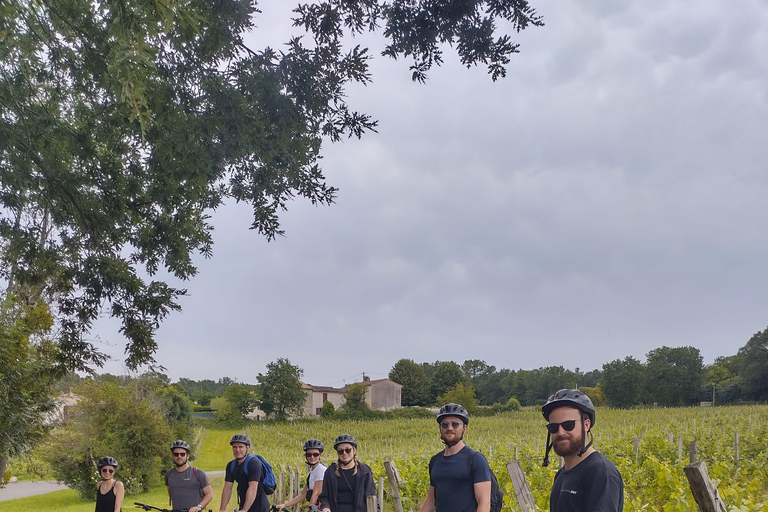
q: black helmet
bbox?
[436,403,469,425]
[170,440,190,453]
[333,434,357,449]
[97,456,118,468]
[230,434,251,446]
[541,389,595,467]
[303,438,324,452]
[542,389,596,426]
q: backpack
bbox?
[428,447,504,512]
[229,454,277,495]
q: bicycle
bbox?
[134,501,212,512]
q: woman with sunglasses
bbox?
[318,435,378,512]
[276,439,327,510]
[95,456,124,512]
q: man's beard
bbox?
[552,436,581,457]
[441,432,464,447]
[175,460,187,468]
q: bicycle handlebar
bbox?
[134,502,212,512]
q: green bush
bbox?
[44,379,171,499]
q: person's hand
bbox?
[276,504,286,510]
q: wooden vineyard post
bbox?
[677,435,683,462]
[684,461,727,512]
[378,476,384,511]
[384,460,405,512]
[366,495,378,512]
[734,431,739,463]
[293,466,302,512]
[689,440,698,464]
[278,468,286,504]
[633,437,640,464]
[506,460,537,512]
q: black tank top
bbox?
[95,481,121,512]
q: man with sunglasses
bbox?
[165,439,213,512]
[542,389,624,512]
[420,403,492,512]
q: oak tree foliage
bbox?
[0,0,543,372]
[257,357,305,420]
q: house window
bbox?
[316,407,322,415]
[323,393,328,402]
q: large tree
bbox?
[601,356,644,408]
[257,357,305,420]
[0,295,59,483]
[643,346,703,406]
[388,358,430,406]
[736,327,768,401]
[0,0,543,372]
[429,360,467,404]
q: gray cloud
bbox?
[94,0,768,387]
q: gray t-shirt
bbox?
[165,466,210,510]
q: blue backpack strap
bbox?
[230,454,255,476]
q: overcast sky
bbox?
[94,0,768,388]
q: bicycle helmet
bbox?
[333,434,357,449]
[303,438,324,452]
[436,403,469,425]
[170,440,191,453]
[97,456,118,468]
[542,389,596,425]
[541,389,595,467]
[230,434,251,446]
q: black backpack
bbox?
[428,447,504,512]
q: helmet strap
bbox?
[578,413,593,456]
[542,431,552,467]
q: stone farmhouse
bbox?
[301,375,403,417]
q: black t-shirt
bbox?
[336,467,357,512]
[549,452,624,512]
[225,456,270,512]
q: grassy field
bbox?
[4,405,768,511]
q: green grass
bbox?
[2,475,228,512]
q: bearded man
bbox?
[542,390,624,512]
[419,404,491,512]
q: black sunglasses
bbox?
[440,421,463,430]
[305,452,321,458]
[337,447,353,455]
[172,452,187,457]
[545,420,578,434]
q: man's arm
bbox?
[238,480,259,512]
[219,481,234,512]
[195,484,213,512]
[473,481,491,512]
[419,486,436,512]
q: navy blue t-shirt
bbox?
[225,456,270,512]
[430,446,492,512]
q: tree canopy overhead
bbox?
[0,0,543,372]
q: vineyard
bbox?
[195,406,768,512]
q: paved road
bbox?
[0,480,69,502]
[0,470,226,502]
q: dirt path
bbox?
[0,469,225,502]
[0,480,69,502]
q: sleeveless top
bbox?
[95,481,121,512]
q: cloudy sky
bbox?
[95,0,768,388]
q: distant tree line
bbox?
[387,327,768,409]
